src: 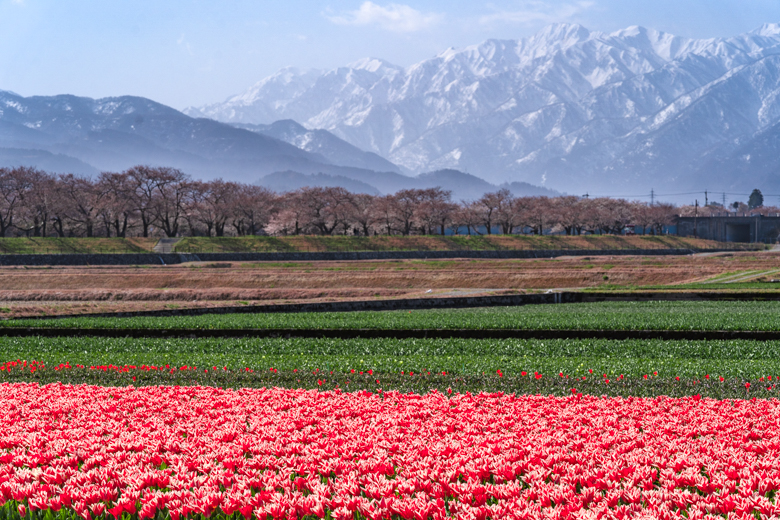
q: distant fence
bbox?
[0,248,759,266]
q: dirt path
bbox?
[723,269,780,283]
[152,238,181,254]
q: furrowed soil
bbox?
[1,250,780,318]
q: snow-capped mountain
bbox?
[0,91,418,183]
[185,22,780,194]
[0,90,552,199]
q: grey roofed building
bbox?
[676,214,780,243]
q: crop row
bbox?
[4,335,780,371]
[8,301,780,332]
[2,383,780,520]
[3,336,780,397]
[2,360,776,399]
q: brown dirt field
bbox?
[1,251,779,318]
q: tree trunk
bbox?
[141,213,151,238]
[52,218,64,238]
[0,218,10,238]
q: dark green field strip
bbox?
[9,301,780,332]
[2,336,780,398]
[2,369,772,400]
[2,336,780,376]
[5,327,780,341]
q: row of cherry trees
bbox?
[0,165,681,238]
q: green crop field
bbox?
[1,335,779,398]
[8,300,780,332]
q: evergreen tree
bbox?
[748,189,764,209]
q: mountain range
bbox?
[0,89,556,200]
[185,22,780,196]
[0,90,367,180]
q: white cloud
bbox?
[327,2,441,33]
[176,34,194,56]
[480,1,594,26]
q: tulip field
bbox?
[4,301,780,519]
[3,383,780,520]
[6,301,780,332]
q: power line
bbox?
[586,191,706,198]
[586,191,780,199]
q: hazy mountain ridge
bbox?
[234,120,402,174]
[0,90,555,199]
[0,91,338,180]
[259,168,560,201]
[186,22,780,194]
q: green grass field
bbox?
[8,301,780,332]
[0,235,761,254]
[1,335,777,398]
[0,237,158,254]
[173,235,749,253]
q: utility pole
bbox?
[650,189,654,206]
[582,193,589,199]
[705,190,708,207]
[722,192,726,209]
[694,199,698,238]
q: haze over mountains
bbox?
[0,89,556,200]
[0,90,332,178]
[7,21,780,198]
[187,22,780,196]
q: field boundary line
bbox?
[1,327,780,340]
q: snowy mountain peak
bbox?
[435,47,459,61]
[751,22,780,37]
[188,22,780,194]
[346,57,401,74]
[266,66,314,83]
[534,22,591,45]
[604,25,690,61]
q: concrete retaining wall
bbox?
[0,248,749,266]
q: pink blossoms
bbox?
[1,383,780,519]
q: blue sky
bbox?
[2,0,780,109]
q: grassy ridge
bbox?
[0,237,158,254]
[9,301,780,332]
[0,235,750,255]
[173,235,745,253]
